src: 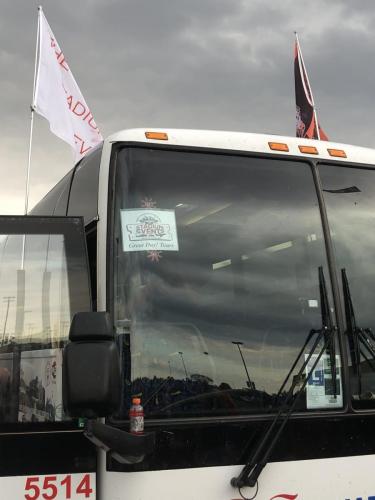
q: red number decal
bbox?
[25,477,40,500]
[42,476,58,500]
[76,474,93,498]
[61,475,72,499]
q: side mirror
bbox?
[63,311,156,464]
[63,312,120,418]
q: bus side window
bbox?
[30,170,74,217]
[67,147,102,225]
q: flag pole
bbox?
[22,6,41,271]
[24,5,41,216]
[294,31,321,140]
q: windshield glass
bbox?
[113,147,342,418]
[319,164,375,409]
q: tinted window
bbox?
[320,164,375,409]
[68,147,102,224]
[30,170,73,216]
[113,148,341,418]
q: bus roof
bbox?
[107,128,375,165]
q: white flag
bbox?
[34,8,103,162]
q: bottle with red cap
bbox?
[129,397,144,435]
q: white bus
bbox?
[1,128,375,500]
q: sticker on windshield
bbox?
[121,209,179,252]
[305,354,343,409]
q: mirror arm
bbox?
[84,419,155,464]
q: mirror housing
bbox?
[63,312,120,418]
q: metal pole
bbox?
[178,351,189,379]
[24,6,41,216]
[232,341,254,389]
[2,297,15,346]
[22,7,41,272]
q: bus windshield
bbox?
[113,147,342,418]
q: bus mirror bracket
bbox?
[84,419,155,464]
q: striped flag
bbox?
[294,34,328,141]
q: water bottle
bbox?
[129,397,144,434]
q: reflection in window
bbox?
[114,148,340,418]
[320,164,375,409]
[0,234,70,423]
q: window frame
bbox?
[0,215,92,433]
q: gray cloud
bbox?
[1,0,375,212]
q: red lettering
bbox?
[24,474,93,500]
[66,95,73,109]
[270,495,298,500]
[88,116,99,131]
[25,477,40,500]
[72,101,86,116]
[42,476,58,500]
[76,474,93,498]
[54,49,69,71]
[74,134,92,156]
[58,55,69,71]
[61,475,72,499]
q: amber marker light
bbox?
[268,142,289,152]
[327,149,347,158]
[145,131,169,140]
[298,145,319,155]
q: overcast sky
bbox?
[1,0,374,214]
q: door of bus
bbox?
[0,216,96,499]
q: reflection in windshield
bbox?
[320,165,375,408]
[114,148,338,417]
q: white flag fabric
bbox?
[34,9,103,162]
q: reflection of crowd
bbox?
[28,376,45,408]
[19,375,56,421]
[128,376,272,416]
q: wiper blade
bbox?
[276,267,336,401]
[342,268,361,394]
[231,267,336,490]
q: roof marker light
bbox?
[145,131,168,140]
[299,145,318,155]
[268,142,289,152]
[327,148,347,158]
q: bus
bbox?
[1,127,375,500]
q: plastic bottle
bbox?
[129,397,144,435]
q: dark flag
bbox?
[294,34,328,140]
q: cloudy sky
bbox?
[0,0,374,214]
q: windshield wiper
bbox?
[231,267,336,490]
[342,268,375,396]
[275,268,336,401]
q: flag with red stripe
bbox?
[294,34,328,141]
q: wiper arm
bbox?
[342,268,362,394]
[231,267,336,490]
[319,266,337,398]
[276,266,336,402]
[342,268,375,395]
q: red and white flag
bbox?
[294,33,328,141]
[33,8,103,162]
